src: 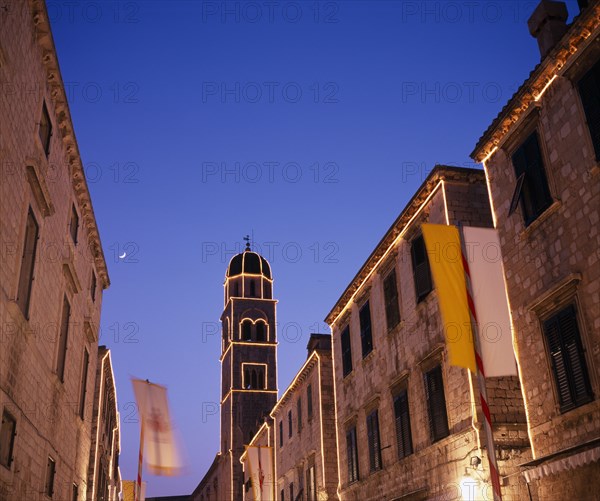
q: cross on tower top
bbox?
[243,235,251,251]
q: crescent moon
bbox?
[119,252,127,259]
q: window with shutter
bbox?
[359,301,373,357]
[383,270,401,331]
[17,208,39,318]
[411,235,432,302]
[578,57,600,160]
[393,389,413,459]
[346,426,359,483]
[307,384,313,420]
[341,326,353,376]
[366,410,382,472]
[543,305,593,412]
[56,296,70,382]
[424,365,449,442]
[511,132,553,226]
[0,410,17,469]
[288,410,293,437]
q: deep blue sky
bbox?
[49,0,580,496]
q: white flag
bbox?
[463,227,518,377]
[132,379,183,475]
[244,446,274,501]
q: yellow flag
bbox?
[421,224,476,373]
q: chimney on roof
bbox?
[307,333,331,357]
[528,1,569,59]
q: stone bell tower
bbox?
[219,242,278,500]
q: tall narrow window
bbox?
[69,204,79,244]
[511,132,553,226]
[90,271,97,302]
[16,208,39,318]
[56,296,70,382]
[45,456,56,497]
[256,321,266,341]
[394,389,413,459]
[543,304,593,412]
[578,58,600,159]
[424,365,449,442]
[241,320,252,341]
[281,489,285,501]
[341,326,353,377]
[0,410,17,469]
[307,384,313,420]
[39,101,52,156]
[346,426,359,483]
[289,482,294,501]
[279,421,284,447]
[366,409,382,472]
[249,280,256,297]
[383,270,401,330]
[359,301,373,357]
[72,484,78,501]
[79,350,89,419]
[288,410,293,438]
[297,398,302,432]
[411,234,432,302]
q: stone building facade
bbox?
[87,347,121,501]
[192,249,278,501]
[325,166,531,501]
[0,1,111,500]
[471,1,600,499]
[270,334,338,501]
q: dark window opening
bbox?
[56,296,70,382]
[45,456,56,498]
[578,57,600,160]
[0,410,17,469]
[411,234,433,302]
[544,304,593,412]
[69,204,78,244]
[241,320,252,341]
[288,410,293,438]
[39,101,52,156]
[279,420,283,447]
[307,384,313,420]
[383,270,401,330]
[360,301,373,358]
[341,326,353,377]
[297,398,302,432]
[79,350,89,420]
[90,272,97,302]
[17,208,39,318]
[511,131,553,226]
[256,321,266,341]
[424,365,449,442]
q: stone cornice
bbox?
[471,4,600,163]
[30,0,110,289]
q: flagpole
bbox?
[458,224,503,501]
[136,419,144,501]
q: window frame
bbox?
[307,384,313,421]
[79,349,90,420]
[297,397,302,432]
[16,207,39,319]
[0,410,17,469]
[45,455,56,498]
[542,304,593,413]
[288,410,293,438]
[346,426,359,484]
[383,268,401,331]
[69,203,79,245]
[424,364,450,443]
[393,388,413,459]
[411,234,433,303]
[39,100,52,157]
[366,409,382,472]
[340,325,353,377]
[359,301,373,358]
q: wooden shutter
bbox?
[346,427,359,483]
[411,235,432,302]
[579,59,600,159]
[425,366,449,442]
[341,327,352,376]
[544,305,593,412]
[367,410,382,471]
[359,301,373,357]
[394,390,413,458]
[383,271,400,330]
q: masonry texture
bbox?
[0,1,111,499]
[325,167,531,501]
[472,1,600,499]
